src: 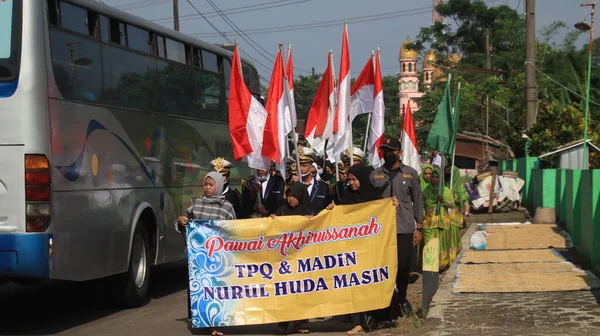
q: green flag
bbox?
[426,79,455,154]
[449,83,461,155]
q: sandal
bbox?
[347,325,364,335]
[211,330,224,336]
[293,321,310,334]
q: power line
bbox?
[152,0,315,23]
[202,0,312,74]
[535,66,600,109]
[191,7,432,38]
[183,0,272,83]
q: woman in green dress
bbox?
[420,164,434,190]
[422,169,454,272]
[444,165,468,263]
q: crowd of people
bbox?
[175,136,470,335]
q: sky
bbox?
[101,0,588,86]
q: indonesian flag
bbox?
[331,23,351,160]
[228,45,269,170]
[263,47,292,179]
[286,44,297,129]
[401,100,422,174]
[304,52,336,152]
[350,54,375,120]
[369,51,385,168]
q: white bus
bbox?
[0,0,259,307]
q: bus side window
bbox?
[110,19,126,46]
[47,0,58,26]
[165,38,185,64]
[59,1,87,35]
[201,50,218,73]
[87,11,99,39]
[100,16,109,43]
[157,36,166,58]
[127,24,151,54]
[222,58,231,98]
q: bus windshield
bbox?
[0,0,21,81]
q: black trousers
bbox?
[396,233,413,304]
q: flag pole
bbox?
[347,24,354,167]
[281,43,302,178]
[436,73,452,215]
[362,51,376,162]
[449,82,461,190]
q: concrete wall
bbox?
[501,159,600,270]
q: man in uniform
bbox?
[241,166,285,218]
[297,146,331,215]
[369,138,424,316]
[210,157,243,218]
[330,163,348,205]
[342,147,366,170]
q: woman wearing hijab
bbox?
[176,171,236,336]
[327,164,398,334]
[420,164,434,191]
[271,182,312,334]
[421,169,454,272]
[444,165,468,263]
[273,181,312,217]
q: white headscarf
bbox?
[204,171,225,204]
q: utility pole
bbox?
[525,0,537,129]
[485,29,491,162]
[173,0,180,31]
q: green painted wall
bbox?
[579,171,593,257]
[499,157,600,271]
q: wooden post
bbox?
[488,167,497,213]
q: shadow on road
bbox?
[0,260,188,335]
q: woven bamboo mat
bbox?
[458,262,576,274]
[460,249,564,264]
[483,224,571,250]
[453,270,600,293]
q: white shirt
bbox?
[303,176,315,195]
[432,154,442,168]
[260,174,270,198]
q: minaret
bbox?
[432,0,445,25]
[423,50,436,90]
[398,40,419,116]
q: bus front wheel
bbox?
[116,222,151,308]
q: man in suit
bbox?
[342,147,367,170]
[241,166,285,218]
[210,158,243,219]
[297,146,331,215]
[331,163,348,205]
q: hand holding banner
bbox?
[186,199,398,328]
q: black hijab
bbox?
[275,182,312,216]
[341,164,380,205]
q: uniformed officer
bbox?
[342,147,366,170]
[297,146,332,215]
[210,158,243,219]
[331,163,349,205]
[241,166,285,218]
[369,138,424,316]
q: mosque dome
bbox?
[424,50,436,68]
[399,40,418,60]
[448,53,462,65]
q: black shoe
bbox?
[399,301,413,317]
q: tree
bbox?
[409,0,600,167]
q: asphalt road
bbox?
[0,261,351,336]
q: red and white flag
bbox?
[369,50,385,168]
[331,23,351,160]
[263,46,292,179]
[401,100,422,174]
[304,52,336,152]
[286,44,297,129]
[350,54,375,120]
[228,45,269,170]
